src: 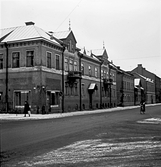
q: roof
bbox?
[53,30,71,40]
[0,25,60,45]
[92,49,104,56]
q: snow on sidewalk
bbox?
[0,103,160,121]
[0,106,139,121]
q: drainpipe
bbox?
[78,52,83,111]
[61,45,65,113]
[109,63,111,108]
[4,42,9,113]
[99,60,103,109]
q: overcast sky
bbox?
[1,0,161,77]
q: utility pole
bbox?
[61,45,65,113]
[4,42,9,113]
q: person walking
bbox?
[24,101,30,117]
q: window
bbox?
[74,82,78,95]
[81,63,84,75]
[104,70,106,79]
[69,59,73,71]
[74,61,78,71]
[47,91,59,106]
[101,70,103,78]
[65,58,68,71]
[26,51,34,67]
[47,52,51,68]
[81,83,85,96]
[56,55,60,70]
[65,82,69,95]
[89,66,92,76]
[95,67,98,78]
[12,52,20,68]
[0,92,2,101]
[0,54,3,69]
[14,91,30,106]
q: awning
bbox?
[134,78,141,87]
[88,83,97,90]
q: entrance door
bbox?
[89,90,93,109]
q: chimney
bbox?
[138,64,142,67]
[48,31,54,40]
[25,21,35,26]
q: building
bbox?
[0,22,64,113]
[0,22,118,113]
[131,64,156,104]
[116,67,134,106]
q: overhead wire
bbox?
[112,56,160,61]
[55,0,83,31]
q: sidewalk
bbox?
[0,104,160,121]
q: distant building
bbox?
[116,67,134,106]
[131,64,156,104]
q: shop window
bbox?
[26,51,34,67]
[14,91,30,106]
[47,91,59,106]
[47,52,51,68]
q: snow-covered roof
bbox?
[0,24,60,45]
[53,30,71,39]
[92,49,104,56]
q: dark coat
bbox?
[24,102,30,114]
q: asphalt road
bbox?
[1,105,161,167]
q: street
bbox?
[1,105,161,167]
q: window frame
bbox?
[26,50,34,67]
[46,52,52,68]
[56,54,60,70]
[95,67,98,78]
[12,51,20,68]
[0,54,3,69]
